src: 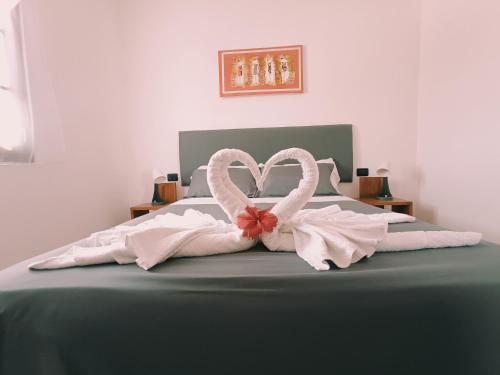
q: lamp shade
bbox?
[376,161,390,176]
[152,168,167,184]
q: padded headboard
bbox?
[179,124,353,186]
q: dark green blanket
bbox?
[1,200,500,375]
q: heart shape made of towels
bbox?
[207,148,319,238]
[28,147,481,272]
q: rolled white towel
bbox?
[377,231,482,252]
[368,212,416,224]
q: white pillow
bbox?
[258,158,341,191]
[197,165,249,169]
[195,158,341,191]
[318,158,341,191]
[193,164,249,180]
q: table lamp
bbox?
[376,161,393,200]
[152,168,167,205]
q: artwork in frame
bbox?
[218,45,303,97]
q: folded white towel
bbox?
[377,231,482,252]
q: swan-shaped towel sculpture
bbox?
[29,148,482,271]
[209,148,481,271]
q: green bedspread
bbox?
[1,200,500,375]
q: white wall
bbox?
[417,0,500,243]
[0,0,131,269]
[119,0,422,203]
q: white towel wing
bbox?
[29,209,256,270]
[259,204,481,271]
[262,205,388,270]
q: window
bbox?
[0,2,33,163]
[0,31,9,88]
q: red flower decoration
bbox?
[237,206,278,240]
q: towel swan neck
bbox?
[261,148,319,224]
[207,149,261,222]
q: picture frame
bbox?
[218,45,303,97]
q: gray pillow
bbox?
[186,168,258,198]
[260,164,339,197]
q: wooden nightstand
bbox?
[358,176,414,215]
[130,202,169,219]
[130,182,177,219]
[358,197,413,215]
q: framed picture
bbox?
[218,45,303,97]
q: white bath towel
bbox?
[29,209,256,270]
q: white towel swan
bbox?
[257,149,389,270]
[29,148,482,271]
[30,149,262,270]
[254,148,481,270]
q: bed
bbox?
[1,125,500,375]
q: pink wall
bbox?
[119,0,422,204]
[417,0,500,243]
